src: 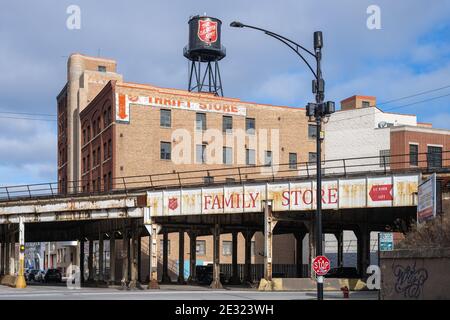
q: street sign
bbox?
[369,184,393,201]
[417,173,437,224]
[379,232,394,251]
[312,255,330,276]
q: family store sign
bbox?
[115,93,247,123]
[147,174,419,216]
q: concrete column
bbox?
[187,231,197,283]
[177,231,185,284]
[230,230,240,284]
[88,239,94,282]
[210,222,222,289]
[161,229,171,283]
[98,233,104,283]
[263,201,277,285]
[109,232,116,285]
[335,230,344,268]
[121,226,129,288]
[79,239,85,284]
[243,230,255,284]
[148,223,161,289]
[295,232,306,277]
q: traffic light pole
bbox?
[230,22,334,301]
[314,33,324,301]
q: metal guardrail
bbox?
[0,150,448,203]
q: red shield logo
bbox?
[198,20,218,44]
[168,197,178,211]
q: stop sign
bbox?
[312,255,330,276]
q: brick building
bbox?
[57,53,316,279]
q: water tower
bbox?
[184,15,226,96]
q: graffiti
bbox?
[393,262,428,298]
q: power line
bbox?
[0,115,56,122]
[377,84,450,106]
[0,111,56,117]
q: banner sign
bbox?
[115,93,247,123]
[417,173,437,224]
[147,174,419,217]
[379,232,394,251]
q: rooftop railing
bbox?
[0,150,448,203]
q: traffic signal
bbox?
[20,245,25,253]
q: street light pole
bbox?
[230,22,334,300]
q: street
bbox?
[0,284,378,300]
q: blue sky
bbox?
[0,0,449,185]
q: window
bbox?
[264,150,272,166]
[362,101,370,108]
[108,139,112,158]
[308,152,317,164]
[246,149,255,165]
[103,174,107,191]
[222,241,232,256]
[93,150,96,166]
[87,155,90,170]
[160,240,171,255]
[160,109,171,127]
[196,240,206,255]
[427,146,442,169]
[196,144,206,164]
[379,149,391,167]
[409,144,419,166]
[289,153,297,169]
[98,65,106,72]
[160,142,171,160]
[308,124,317,139]
[87,126,91,141]
[93,120,97,136]
[108,172,112,189]
[246,118,255,134]
[83,129,86,144]
[223,147,232,165]
[223,116,233,133]
[196,113,206,131]
[97,147,101,165]
[103,143,107,160]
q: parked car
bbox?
[44,269,62,283]
[35,270,46,282]
[196,265,226,284]
[26,269,41,282]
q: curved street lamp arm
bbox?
[241,24,316,57]
[263,31,318,79]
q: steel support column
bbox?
[335,230,344,268]
[121,225,129,288]
[79,239,85,284]
[210,221,222,289]
[148,223,161,289]
[161,229,171,283]
[128,221,139,289]
[98,232,104,283]
[295,231,306,278]
[230,230,240,284]
[10,231,16,275]
[137,234,142,283]
[263,201,277,286]
[87,239,94,282]
[178,231,185,284]
[243,229,255,284]
[187,230,197,283]
[109,232,116,285]
[357,225,370,279]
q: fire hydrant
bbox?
[341,286,349,298]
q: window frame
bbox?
[222,115,233,134]
[409,143,419,166]
[289,152,297,169]
[160,141,172,160]
[160,109,172,128]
